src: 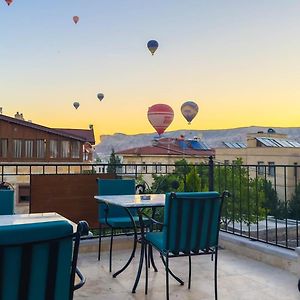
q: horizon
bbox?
[1,1,300,143]
[100,124,300,137]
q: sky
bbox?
[1,1,300,143]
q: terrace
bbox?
[1,160,300,298]
[73,237,299,299]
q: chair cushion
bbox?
[145,232,164,251]
[0,220,73,300]
[99,216,151,228]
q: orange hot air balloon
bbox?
[147,104,174,136]
[73,16,79,24]
[5,0,13,6]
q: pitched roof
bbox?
[0,114,87,142]
[117,138,214,157]
[55,129,95,144]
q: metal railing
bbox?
[1,158,300,250]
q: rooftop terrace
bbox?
[74,237,299,300]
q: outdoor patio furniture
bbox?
[0,216,89,300]
[0,183,14,215]
[97,178,138,273]
[143,191,228,300]
[95,193,164,284]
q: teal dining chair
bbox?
[144,191,228,300]
[0,188,14,215]
[97,178,138,273]
[0,219,89,300]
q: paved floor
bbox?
[74,245,299,300]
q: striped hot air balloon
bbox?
[147,104,174,136]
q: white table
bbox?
[94,193,165,208]
[94,193,166,292]
[0,212,77,232]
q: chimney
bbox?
[0,107,2,114]
[89,124,94,130]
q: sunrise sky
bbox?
[1,1,300,142]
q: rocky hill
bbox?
[95,126,300,155]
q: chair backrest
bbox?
[0,190,14,215]
[0,220,75,300]
[162,192,223,254]
[97,179,136,221]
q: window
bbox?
[127,163,136,173]
[36,139,46,158]
[61,141,70,158]
[268,162,275,177]
[153,162,163,173]
[50,140,58,158]
[257,161,264,175]
[0,139,8,158]
[24,140,34,158]
[71,141,80,158]
[13,139,22,158]
[18,184,30,202]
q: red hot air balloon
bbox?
[73,16,79,24]
[147,104,174,136]
[5,0,13,6]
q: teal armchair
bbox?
[0,220,89,300]
[144,191,228,300]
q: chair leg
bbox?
[214,248,218,300]
[145,242,148,294]
[160,255,184,285]
[188,255,192,289]
[109,228,114,273]
[149,245,158,272]
[165,253,170,300]
[98,224,102,261]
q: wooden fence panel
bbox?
[30,174,115,228]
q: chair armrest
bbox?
[221,190,231,199]
[141,211,164,227]
[73,267,86,291]
[77,221,90,237]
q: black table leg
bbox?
[112,208,138,278]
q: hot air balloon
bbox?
[73,16,79,24]
[181,101,199,124]
[147,40,159,55]
[147,104,174,136]
[73,102,80,109]
[97,93,104,101]
[5,0,13,5]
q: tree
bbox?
[288,183,300,220]
[107,148,121,174]
[150,158,279,226]
[214,159,279,226]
